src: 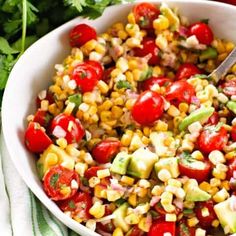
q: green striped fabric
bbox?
[0,134,80,236]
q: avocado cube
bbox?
[185,187,211,202]
[214,197,236,233]
[127,147,158,179]
[113,202,130,232]
[155,157,180,178]
[37,144,75,179]
[110,152,131,175]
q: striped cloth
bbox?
[0,134,79,236]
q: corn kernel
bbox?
[155,120,168,131]
[167,105,180,117]
[221,180,230,191]
[107,190,122,202]
[212,220,220,228]
[187,217,199,227]
[153,15,170,31]
[152,185,164,196]
[112,227,124,236]
[138,217,151,232]
[213,188,229,203]
[168,179,182,188]
[191,150,204,161]
[64,102,75,116]
[97,169,110,179]
[158,169,172,182]
[56,138,67,149]
[126,38,141,48]
[95,43,106,54]
[97,80,109,94]
[125,213,140,225]
[41,100,49,111]
[138,179,151,188]
[165,213,177,222]
[201,207,209,217]
[75,162,88,177]
[195,228,206,236]
[127,12,136,24]
[137,187,148,198]
[121,176,135,186]
[129,134,144,151]
[94,185,107,199]
[208,150,225,165]
[89,202,105,219]
[89,177,100,188]
[45,153,58,166]
[128,193,137,207]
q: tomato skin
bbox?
[188,22,214,45]
[102,67,114,83]
[92,139,121,164]
[176,63,201,80]
[231,126,236,141]
[84,166,104,179]
[195,200,217,228]
[25,122,52,153]
[33,109,52,127]
[141,76,171,91]
[133,38,159,65]
[133,3,160,29]
[43,165,79,201]
[58,192,92,221]
[50,114,85,144]
[72,63,99,93]
[207,111,219,125]
[222,80,236,96]
[132,90,164,126]
[178,157,211,183]
[165,80,195,104]
[227,158,236,179]
[85,60,104,80]
[198,126,228,154]
[69,24,97,48]
[148,221,175,236]
[176,220,196,236]
[127,226,145,236]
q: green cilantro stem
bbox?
[21,0,27,55]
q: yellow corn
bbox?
[56,138,67,149]
[158,169,172,182]
[94,185,107,199]
[60,186,71,196]
[138,217,151,232]
[128,193,137,207]
[165,213,177,222]
[231,64,236,73]
[178,103,189,113]
[154,120,168,131]
[107,190,122,202]
[97,169,110,179]
[212,168,227,180]
[64,102,75,115]
[125,24,140,37]
[121,176,135,185]
[210,178,221,187]
[221,180,230,191]
[95,43,106,54]
[112,227,124,236]
[187,217,199,227]
[183,201,195,209]
[126,38,141,48]
[153,15,170,31]
[213,188,229,203]
[45,153,58,166]
[137,188,148,198]
[75,162,88,177]
[212,220,220,228]
[89,202,105,219]
[152,66,163,76]
[89,177,100,188]
[41,100,49,111]
[225,151,236,160]
[125,213,140,225]
[127,12,136,24]
[208,187,219,196]
[97,80,109,94]
[168,179,182,188]
[191,150,204,161]
[152,185,164,196]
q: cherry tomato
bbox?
[148,221,175,236]
[69,23,97,48]
[141,76,171,91]
[216,0,236,5]
[195,200,217,228]
[198,125,228,154]
[72,63,99,93]
[207,111,219,125]
[25,122,52,153]
[178,153,211,183]
[230,125,236,142]
[133,38,159,65]
[58,192,92,221]
[227,158,236,179]
[221,80,236,96]
[92,139,121,163]
[85,60,104,80]
[176,220,196,236]
[127,226,146,236]
[165,80,195,105]
[50,114,85,144]
[84,166,105,179]
[133,3,160,29]
[33,109,52,127]
[102,67,114,83]
[176,63,201,80]
[43,165,79,201]
[188,22,213,45]
[131,90,164,126]
[36,90,54,108]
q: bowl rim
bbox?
[2,0,236,235]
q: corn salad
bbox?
[24,2,236,236]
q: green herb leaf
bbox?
[116,80,132,89]
[68,93,82,107]
[50,173,60,188]
[68,200,76,209]
[192,74,208,80]
[0,37,19,54]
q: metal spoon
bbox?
[208,47,236,83]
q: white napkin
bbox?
[0,134,78,236]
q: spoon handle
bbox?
[209,47,236,83]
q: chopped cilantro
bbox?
[116,80,132,90]
[50,173,60,188]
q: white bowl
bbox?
[2,1,236,235]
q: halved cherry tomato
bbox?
[178,152,211,183]
[84,166,105,179]
[188,22,214,45]
[131,90,164,126]
[69,23,97,48]
[72,63,99,93]
[221,80,236,96]
[133,38,159,65]
[195,200,217,228]
[176,63,201,80]
[25,122,52,153]
[231,125,236,141]
[207,111,219,125]
[43,165,79,201]
[227,157,236,179]
[36,90,54,108]
[198,125,228,154]
[102,67,114,83]
[165,80,195,105]
[33,109,52,127]
[176,220,196,236]
[85,60,104,80]
[58,192,92,221]
[133,3,160,29]
[50,114,85,144]
[148,221,175,236]
[92,139,121,163]
[141,76,171,91]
